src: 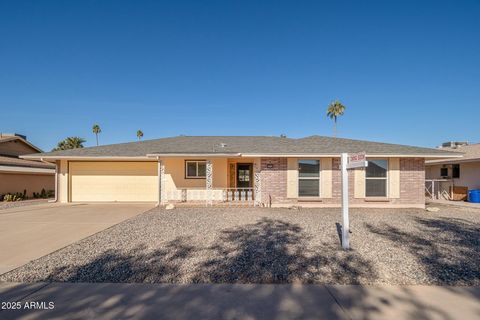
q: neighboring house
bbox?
[0,133,55,197]
[426,141,480,195]
[22,136,459,208]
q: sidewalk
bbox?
[0,282,478,319]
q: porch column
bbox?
[158,159,166,205]
[206,159,213,206]
[254,159,262,206]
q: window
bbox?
[440,167,448,177]
[298,160,320,197]
[365,159,388,197]
[452,164,460,178]
[185,160,206,178]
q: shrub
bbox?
[32,189,54,199]
[2,193,24,202]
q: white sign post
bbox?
[341,152,368,250]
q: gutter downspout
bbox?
[40,158,57,203]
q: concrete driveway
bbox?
[0,203,155,275]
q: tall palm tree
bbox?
[92,124,101,146]
[136,130,144,140]
[326,100,346,137]
[52,137,86,151]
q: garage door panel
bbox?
[70,162,157,202]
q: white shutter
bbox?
[287,158,298,198]
[389,158,400,198]
[320,158,332,198]
[354,168,365,198]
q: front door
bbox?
[236,163,252,188]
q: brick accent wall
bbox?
[260,157,425,207]
[398,158,425,204]
[260,157,289,206]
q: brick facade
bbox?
[260,157,288,206]
[398,158,425,205]
[260,157,425,208]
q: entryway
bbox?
[236,163,253,188]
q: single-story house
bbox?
[0,133,55,197]
[22,135,460,208]
[426,141,480,199]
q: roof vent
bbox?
[212,143,227,152]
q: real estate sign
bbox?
[347,152,368,169]
[341,152,368,250]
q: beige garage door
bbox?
[70,162,158,202]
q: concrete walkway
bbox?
[0,203,154,274]
[0,282,478,319]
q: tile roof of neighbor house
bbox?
[426,143,480,164]
[21,136,461,159]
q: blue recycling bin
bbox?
[468,189,480,203]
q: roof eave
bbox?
[241,153,463,158]
[21,152,463,160]
[426,157,480,165]
[0,165,55,174]
[20,155,152,161]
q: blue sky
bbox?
[1,0,479,151]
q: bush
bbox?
[2,193,24,202]
[1,188,54,202]
[33,189,54,199]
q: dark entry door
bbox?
[236,164,252,188]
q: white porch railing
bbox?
[163,188,254,205]
[224,188,254,203]
[425,179,453,200]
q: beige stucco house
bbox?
[22,136,459,208]
[426,142,480,199]
[0,133,55,197]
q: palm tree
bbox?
[92,124,101,146]
[136,130,144,140]
[326,100,346,137]
[52,137,86,151]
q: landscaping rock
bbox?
[426,207,440,212]
[1,205,478,286]
[165,204,175,210]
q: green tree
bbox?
[326,100,346,137]
[136,130,144,140]
[92,124,101,146]
[52,137,86,151]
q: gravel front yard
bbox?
[1,205,479,285]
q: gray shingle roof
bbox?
[22,136,461,158]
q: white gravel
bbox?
[1,205,478,285]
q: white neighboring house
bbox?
[426,141,480,199]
